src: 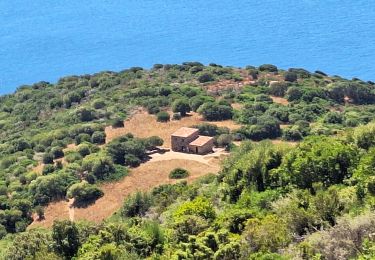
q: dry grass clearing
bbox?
[29,153,223,228]
[31,163,44,175]
[105,109,241,147]
[270,96,289,106]
[271,139,299,146]
[231,103,244,110]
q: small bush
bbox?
[284,71,298,82]
[42,153,54,164]
[35,205,45,220]
[197,73,215,83]
[51,147,64,159]
[112,118,124,128]
[282,128,303,141]
[77,144,91,157]
[75,133,91,145]
[169,168,189,179]
[172,113,182,120]
[65,152,83,163]
[91,131,106,144]
[259,64,278,72]
[42,164,55,175]
[156,111,170,122]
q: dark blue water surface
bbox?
[0,0,374,94]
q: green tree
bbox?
[91,131,106,144]
[52,220,81,259]
[276,137,359,189]
[172,99,191,116]
[286,87,302,101]
[51,147,64,159]
[198,102,233,121]
[82,155,116,180]
[42,152,54,164]
[243,215,291,253]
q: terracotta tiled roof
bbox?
[171,127,199,138]
[189,136,213,147]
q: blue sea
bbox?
[1,0,374,94]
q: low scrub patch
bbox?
[169,168,189,179]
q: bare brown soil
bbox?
[105,109,241,147]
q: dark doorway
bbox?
[195,147,198,154]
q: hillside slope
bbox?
[1,63,375,259]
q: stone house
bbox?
[171,127,214,155]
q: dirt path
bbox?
[29,151,225,229]
[68,198,75,221]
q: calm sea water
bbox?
[0,0,374,94]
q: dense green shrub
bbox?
[29,173,78,205]
[144,136,164,150]
[269,82,289,97]
[282,127,303,141]
[67,182,103,205]
[323,111,344,124]
[112,118,124,128]
[121,192,152,218]
[197,73,215,83]
[42,164,55,175]
[82,155,116,180]
[284,71,298,82]
[91,131,106,144]
[237,116,281,141]
[156,111,170,122]
[172,113,182,120]
[77,144,91,157]
[75,133,91,145]
[198,102,233,121]
[51,147,64,159]
[42,153,54,164]
[286,87,303,101]
[276,136,359,189]
[259,64,278,72]
[169,168,189,179]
